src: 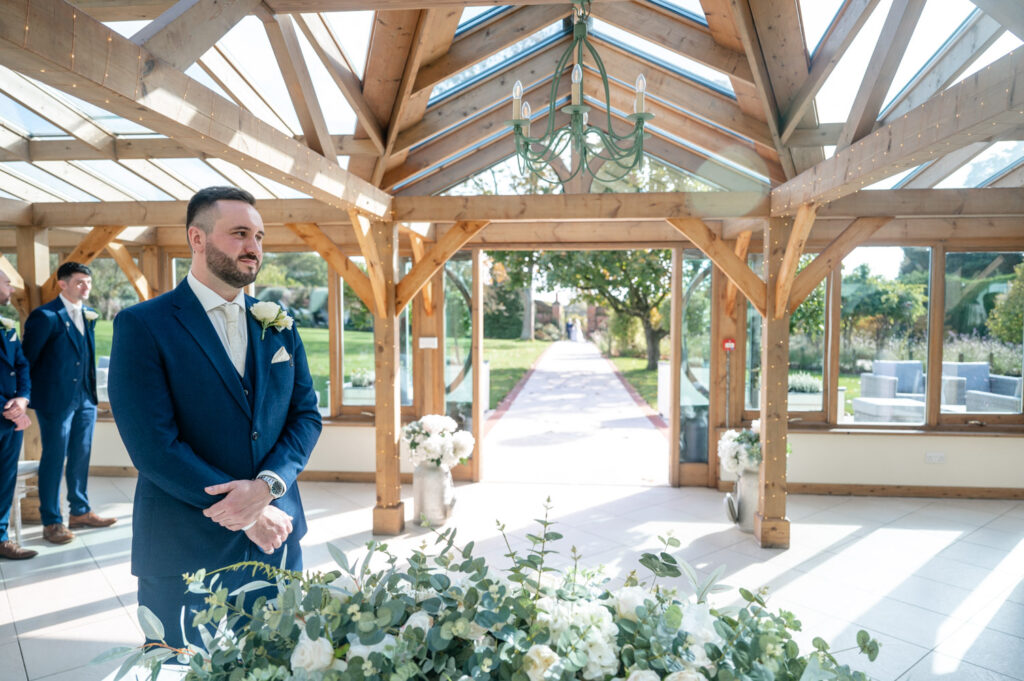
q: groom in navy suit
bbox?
[108,186,321,649]
[22,261,115,545]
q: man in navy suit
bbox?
[108,186,322,649]
[22,262,115,545]
[0,270,35,560]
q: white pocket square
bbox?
[271,347,291,364]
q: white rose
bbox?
[664,670,704,681]
[330,659,348,672]
[281,314,294,330]
[452,430,475,460]
[523,644,560,681]
[402,610,433,633]
[614,586,649,622]
[750,419,761,435]
[626,670,660,681]
[251,301,281,322]
[682,601,719,643]
[346,633,396,660]
[0,317,15,332]
[83,309,99,322]
[290,631,334,673]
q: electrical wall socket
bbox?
[925,451,945,464]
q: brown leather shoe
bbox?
[0,540,37,560]
[43,523,74,544]
[69,511,117,528]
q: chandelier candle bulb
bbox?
[634,74,646,114]
[571,64,582,106]
[512,80,523,119]
[521,101,531,136]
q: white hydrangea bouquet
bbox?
[402,414,475,469]
[717,419,763,475]
[105,502,879,681]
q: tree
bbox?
[841,264,927,353]
[790,254,826,340]
[988,262,1024,345]
[541,249,671,369]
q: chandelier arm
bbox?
[582,39,619,136]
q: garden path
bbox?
[482,340,670,486]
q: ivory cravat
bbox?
[70,306,84,335]
[221,303,246,375]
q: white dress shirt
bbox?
[59,293,85,335]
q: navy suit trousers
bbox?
[0,426,24,541]
[36,387,96,525]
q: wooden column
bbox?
[925,245,946,427]
[668,247,682,487]
[825,271,842,423]
[371,220,404,535]
[412,269,445,416]
[16,225,49,522]
[470,249,484,482]
[756,218,791,549]
[140,245,163,298]
[328,271,344,418]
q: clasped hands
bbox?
[203,480,291,555]
[3,397,30,431]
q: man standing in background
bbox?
[22,262,115,545]
[0,270,34,560]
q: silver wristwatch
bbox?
[257,473,286,499]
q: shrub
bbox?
[788,372,823,393]
[534,323,562,342]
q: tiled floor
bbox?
[2,476,1022,680]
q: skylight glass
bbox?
[864,165,919,189]
[815,0,893,123]
[430,22,567,103]
[322,12,374,80]
[77,160,173,200]
[3,162,97,201]
[0,163,71,201]
[198,48,295,136]
[0,187,17,200]
[881,0,976,111]
[647,125,770,185]
[248,171,311,199]
[799,0,844,56]
[456,7,511,37]
[935,141,1024,188]
[103,21,148,38]
[958,32,1022,81]
[205,159,276,200]
[0,92,64,136]
[648,0,708,25]
[152,158,232,189]
[591,19,733,95]
[293,24,357,134]
[35,81,155,135]
[185,63,233,101]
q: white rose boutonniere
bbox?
[0,316,15,333]
[249,301,294,340]
[83,309,99,322]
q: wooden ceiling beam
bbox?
[0,0,391,217]
[0,124,28,161]
[0,165,67,202]
[724,230,751,316]
[591,0,753,86]
[787,123,843,147]
[296,13,386,155]
[412,4,570,98]
[772,49,1024,210]
[39,224,126,301]
[969,0,1024,41]
[263,14,337,160]
[395,220,489,313]
[347,209,387,316]
[0,198,31,225]
[393,130,515,197]
[780,0,881,143]
[284,221,375,310]
[33,160,137,201]
[129,0,260,71]
[774,202,817,318]
[198,46,297,135]
[642,132,768,192]
[106,240,152,300]
[837,0,927,149]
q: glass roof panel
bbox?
[958,32,1022,81]
[864,165,919,189]
[456,7,511,37]
[881,0,976,111]
[2,161,96,201]
[648,0,708,25]
[34,81,155,136]
[247,171,311,199]
[0,187,17,200]
[104,21,148,38]
[799,0,844,56]
[76,160,173,200]
[591,19,734,96]
[814,0,893,123]
[430,21,568,103]
[293,25,357,135]
[935,141,1024,188]
[322,12,374,80]
[0,92,64,136]
[152,158,231,189]
[184,63,233,101]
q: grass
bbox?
[484,339,552,409]
[608,356,658,409]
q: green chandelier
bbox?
[507,0,652,185]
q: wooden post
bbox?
[140,245,163,298]
[926,244,946,427]
[756,218,791,549]
[412,269,445,416]
[371,220,404,535]
[16,225,48,522]
[825,270,842,424]
[668,247,682,487]
[328,271,344,418]
[470,249,484,482]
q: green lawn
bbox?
[609,356,658,409]
[484,339,552,409]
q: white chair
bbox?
[12,460,40,546]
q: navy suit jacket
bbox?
[108,280,322,577]
[22,296,97,413]
[0,325,31,433]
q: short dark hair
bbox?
[57,261,91,281]
[186,186,255,232]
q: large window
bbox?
[841,247,930,425]
[943,251,1023,415]
[445,257,474,433]
[679,254,710,463]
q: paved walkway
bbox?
[482,341,670,486]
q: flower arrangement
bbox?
[402,414,474,469]
[717,420,762,475]
[250,301,295,339]
[350,368,374,388]
[106,503,879,681]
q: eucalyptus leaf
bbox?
[137,605,165,642]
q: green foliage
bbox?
[841,265,927,354]
[609,312,643,358]
[788,372,823,394]
[988,262,1024,346]
[107,504,879,681]
[484,282,524,340]
[790,255,825,341]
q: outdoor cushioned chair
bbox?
[944,361,1024,412]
